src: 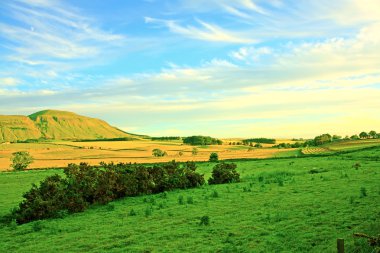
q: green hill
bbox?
[0,110,136,142]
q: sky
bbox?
[0,0,379,138]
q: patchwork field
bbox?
[0,147,379,252]
[0,140,296,171]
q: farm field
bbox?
[0,140,296,171]
[0,146,379,252]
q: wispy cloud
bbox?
[0,0,125,70]
[145,17,256,44]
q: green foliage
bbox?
[360,187,367,198]
[128,209,137,216]
[209,152,219,162]
[183,136,222,145]
[11,161,206,224]
[208,163,240,185]
[178,195,184,205]
[314,133,332,145]
[187,196,194,204]
[192,147,198,155]
[359,132,368,139]
[254,143,263,148]
[152,148,167,157]
[199,215,210,226]
[10,151,33,171]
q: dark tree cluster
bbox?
[183,136,223,145]
[11,161,205,224]
[242,138,276,145]
[151,136,181,141]
[208,163,240,185]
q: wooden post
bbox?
[337,238,344,253]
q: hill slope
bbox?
[0,110,135,142]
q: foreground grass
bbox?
[0,148,379,252]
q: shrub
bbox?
[208,163,240,185]
[209,152,219,162]
[360,187,367,198]
[211,190,219,198]
[178,195,184,205]
[187,196,194,204]
[129,209,137,216]
[11,161,206,224]
[192,148,198,156]
[199,215,210,226]
[152,148,167,157]
[10,151,33,171]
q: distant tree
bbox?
[209,152,219,162]
[152,149,167,157]
[254,143,263,148]
[178,151,183,156]
[192,147,198,156]
[332,135,342,140]
[314,134,332,145]
[11,151,33,171]
[359,132,368,139]
[369,130,377,139]
[350,135,360,140]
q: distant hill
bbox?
[0,109,138,142]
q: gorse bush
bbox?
[209,152,219,162]
[208,163,240,185]
[12,161,205,224]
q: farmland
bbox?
[0,139,296,171]
[0,146,379,252]
[2,138,380,171]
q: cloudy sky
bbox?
[0,0,379,138]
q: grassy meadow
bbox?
[0,146,379,252]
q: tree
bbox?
[152,149,167,157]
[11,151,33,171]
[208,163,240,184]
[192,147,198,156]
[209,152,219,162]
[350,135,359,140]
[254,143,263,148]
[359,132,368,139]
[369,130,377,139]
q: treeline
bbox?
[183,136,223,145]
[305,130,379,146]
[242,138,276,144]
[151,136,181,141]
[10,161,239,224]
[73,137,136,142]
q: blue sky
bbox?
[0,0,379,138]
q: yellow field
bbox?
[0,140,294,171]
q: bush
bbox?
[11,161,206,224]
[208,163,240,185]
[152,149,167,157]
[11,151,33,171]
[199,215,210,226]
[209,152,219,162]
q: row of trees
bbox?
[183,136,223,146]
[10,161,239,224]
[242,138,276,145]
[304,130,379,146]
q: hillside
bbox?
[0,110,135,142]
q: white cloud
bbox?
[145,17,256,44]
[0,1,125,67]
[0,77,20,86]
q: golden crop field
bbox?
[0,140,294,171]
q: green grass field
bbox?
[0,147,379,252]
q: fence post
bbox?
[337,238,344,253]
